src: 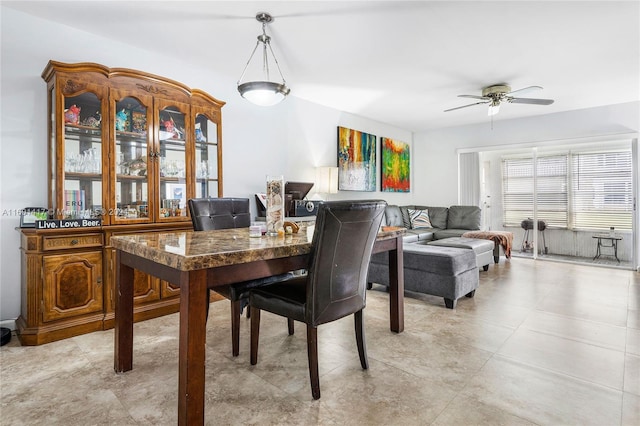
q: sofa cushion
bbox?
[407,208,432,228]
[447,205,481,230]
[428,237,494,255]
[403,233,420,243]
[433,228,469,240]
[383,205,404,227]
[424,206,449,229]
[398,206,412,228]
[404,229,435,242]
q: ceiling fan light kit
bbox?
[237,12,291,106]
[444,84,554,116]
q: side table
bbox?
[593,234,622,263]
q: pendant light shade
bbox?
[238,81,289,106]
[237,12,290,106]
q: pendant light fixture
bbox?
[237,12,290,106]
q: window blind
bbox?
[501,148,632,230]
[501,154,567,228]
[571,150,632,230]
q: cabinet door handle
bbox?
[97,277,102,285]
[70,239,79,245]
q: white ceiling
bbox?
[5,1,639,132]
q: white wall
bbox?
[0,8,414,323]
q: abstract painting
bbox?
[337,126,376,191]
[381,137,410,192]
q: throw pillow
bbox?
[399,206,412,229]
[407,208,432,229]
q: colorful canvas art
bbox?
[337,126,376,191]
[381,137,410,192]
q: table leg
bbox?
[388,235,404,333]
[114,250,134,373]
[178,269,208,426]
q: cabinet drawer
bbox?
[43,234,104,251]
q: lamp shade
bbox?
[238,81,290,107]
[316,166,339,194]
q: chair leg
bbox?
[288,318,295,335]
[306,325,320,400]
[250,306,260,365]
[231,300,241,357]
[354,310,368,370]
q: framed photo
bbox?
[20,207,48,228]
[337,126,376,191]
[381,137,410,192]
[166,184,187,208]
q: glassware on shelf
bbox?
[161,159,185,178]
[82,147,100,173]
[116,153,127,175]
[64,148,100,173]
[65,152,79,172]
[176,160,185,178]
[196,161,208,179]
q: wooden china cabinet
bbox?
[17,61,224,345]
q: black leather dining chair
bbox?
[188,197,293,356]
[248,200,386,399]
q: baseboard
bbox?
[0,319,17,331]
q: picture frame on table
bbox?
[20,207,48,228]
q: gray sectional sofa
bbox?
[384,204,482,242]
[368,204,494,308]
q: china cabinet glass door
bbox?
[194,112,220,198]
[59,91,106,219]
[156,100,190,220]
[111,90,153,224]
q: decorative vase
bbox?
[266,175,285,236]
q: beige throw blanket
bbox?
[462,230,514,258]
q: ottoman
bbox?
[368,244,478,309]
[426,237,495,271]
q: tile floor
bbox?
[1,257,639,425]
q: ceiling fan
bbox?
[444,84,554,116]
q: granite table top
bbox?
[111,226,404,272]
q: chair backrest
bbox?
[305,200,386,326]
[188,198,251,231]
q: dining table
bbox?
[112,225,405,425]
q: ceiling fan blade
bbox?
[507,85,543,96]
[509,97,555,105]
[458,94,488,100]
[444,101,489,112]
